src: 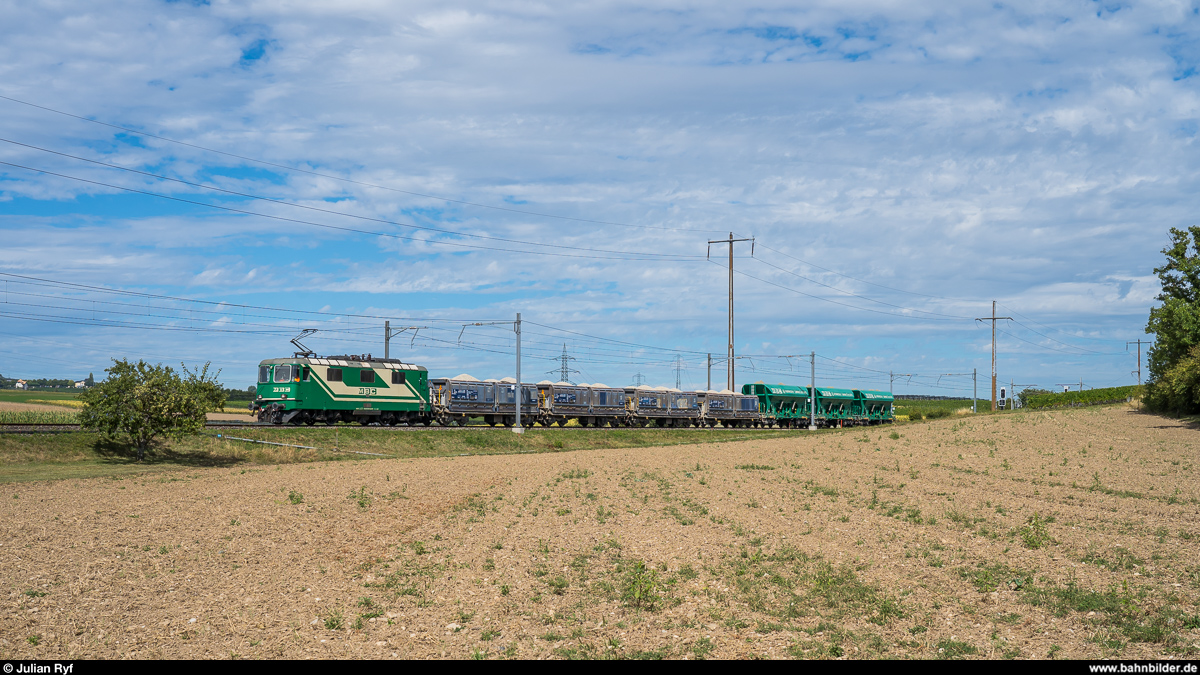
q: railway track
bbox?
[0,421,268,434]
[0,421,793,434]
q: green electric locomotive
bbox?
[252,355,430,425]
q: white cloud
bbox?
[0,0,1191,387]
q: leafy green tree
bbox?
[1146,227,1200,413]
[1146,346,1200,415]
[78,359,226,461]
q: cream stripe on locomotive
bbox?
[313,366,426,403]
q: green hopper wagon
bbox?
[741,383,814,428]
[815,387,856,426]
[853,389,895,425]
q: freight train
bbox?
[251,354,894,428]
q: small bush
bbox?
[908,411,923,421]
[288,490,304,504]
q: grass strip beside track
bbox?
[0,426,812,483]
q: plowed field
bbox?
[2,405,1198,660]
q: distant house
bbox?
[75,380,87,388]
[15,380,27,390]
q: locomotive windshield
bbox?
[273,365,293,383]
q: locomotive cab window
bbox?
[327,368,343,382]
[360,369,375,384]
[391,371,406,385]
[258,366,270,383]
[302,366,310,382]
[273,365,292,383]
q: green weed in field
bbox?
[1020,513,1053,549]
[621,560,661,610]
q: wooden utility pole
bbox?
[975,301,1012,411]
[708,233,753,392]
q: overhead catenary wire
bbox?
[0,303,983,392]
[2,272,1109,394]
[0,275,732,363]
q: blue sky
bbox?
[1,0,1196,396]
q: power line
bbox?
[996,302,1126,345]
[2,96,1076,321]
[0,138,705,261]
[0,160,705,263]
[0,272,494,323]
[0,94,727,235]
[752,256,973,319]
[726,263,966,322]
[997,329,1112,356]
[753,242,955,301]
[2,101,1027,319]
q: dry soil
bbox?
[1,405,1198,660]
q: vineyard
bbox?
[1023,386,1142,410]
